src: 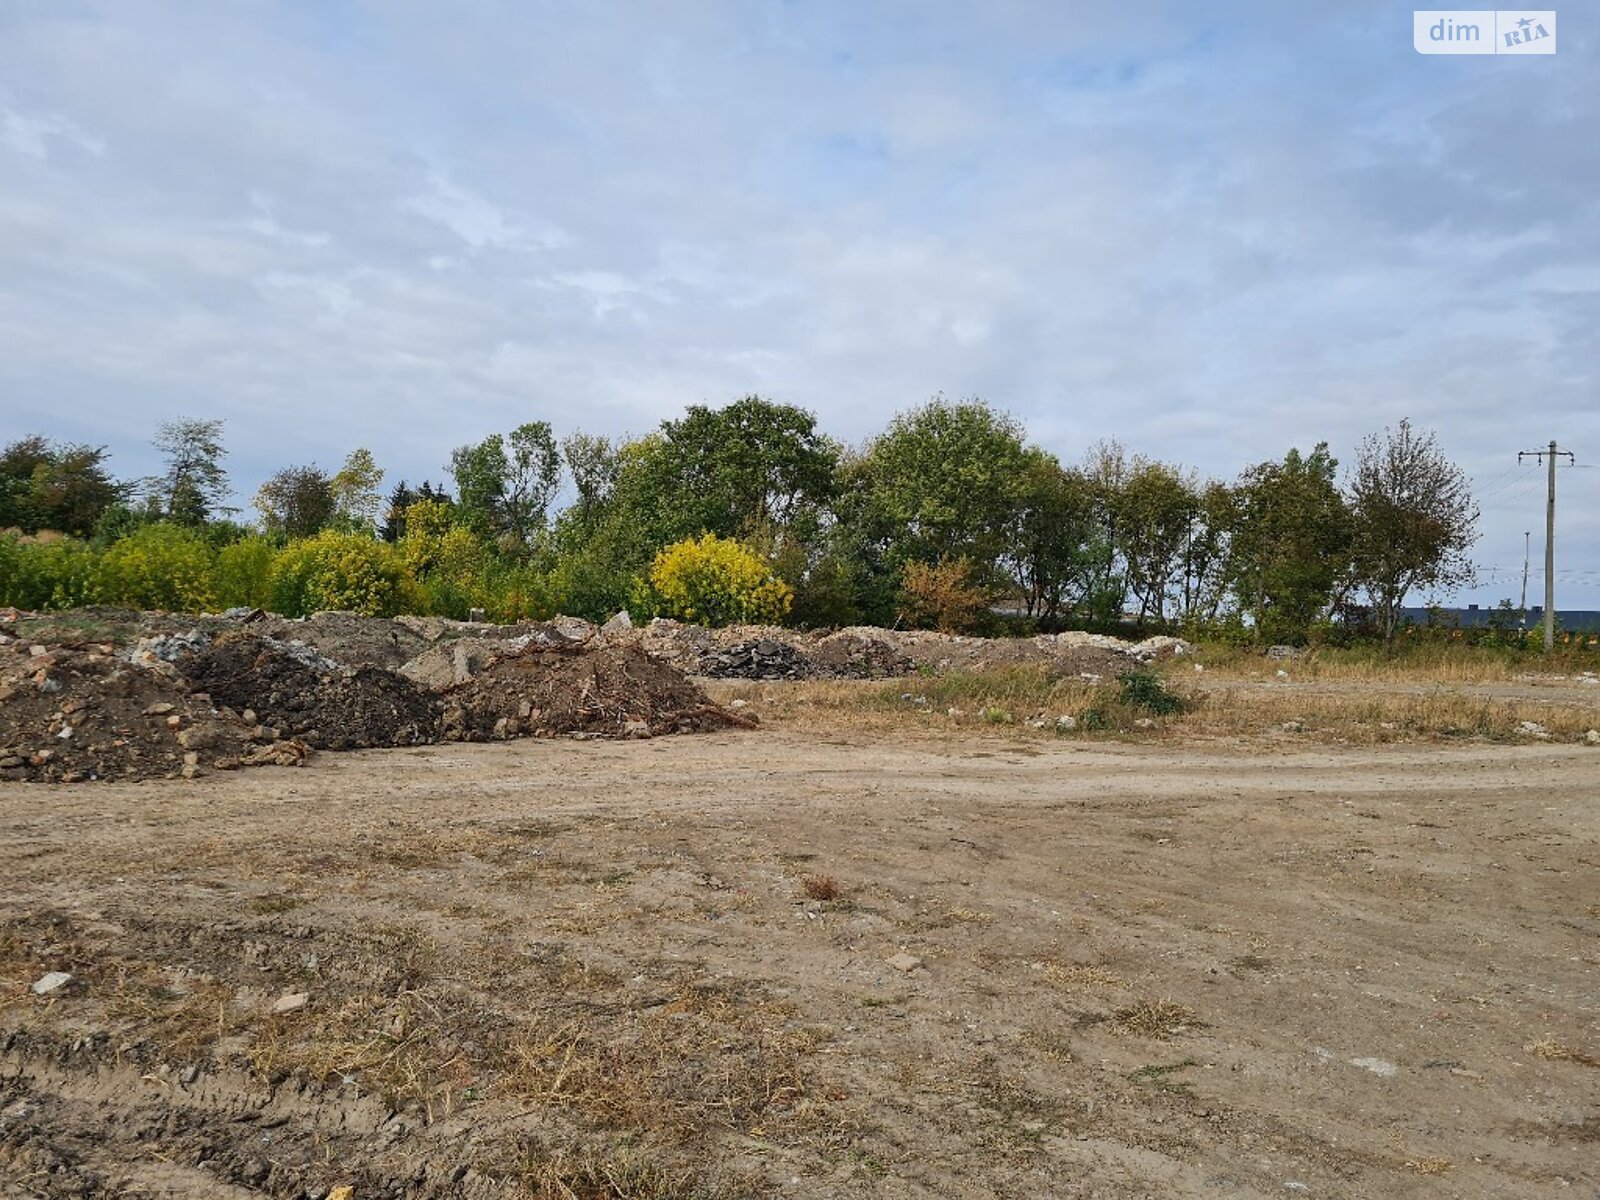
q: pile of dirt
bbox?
[701,638,816,680]
[441,642,754,740]
[810,629,916,678]
[179,631,441,751]
[0,634,303,783]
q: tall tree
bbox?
[1001,452,1100,625]
[151,418,229,526]
[1346,420,1478,649]
[654,396,840,541]
[0,436,122,536]
[253,465,335,539]
[852,397,1032,582]
[1114,459,1198,624]
[450,422,561,547]
[1228,444,1349,644]
[330,448,385,533]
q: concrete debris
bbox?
[886,953,923,973]
[271,992,309,1015]
[31,972,73,996]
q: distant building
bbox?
[1399,605,1600,632]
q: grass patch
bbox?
[1113,999,1199,1040]
[1527,1035,1600,1067]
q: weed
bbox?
[1527,1035,1600,1067]
[1113,999,1198,1040]
[1128,1058,1200,1095]
[1117,671,1186,716]
[800,874,842,902]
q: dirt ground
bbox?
[3,710,1599,1198]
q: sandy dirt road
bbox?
[2,730,1598,1198]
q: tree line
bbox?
[0,398,1479,646]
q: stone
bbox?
[1517,720,1550,739]
[165,714,182,730]
[31,971,73,995]
[271,992,309,1015]
[623,720,652,738]
[1348,1056,1398,1077]
[602,609,634,632]
[1055,715,1077,731]
[177,723,231,752]
[1584,729,1600,746]
[886,952,923,973]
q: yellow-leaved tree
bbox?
[648,533,792,626]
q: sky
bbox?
[1,1,1596,607]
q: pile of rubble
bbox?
[701,639,816,680]
[442,642,753,740]
[0,611,749,784]
[0,634,305,784]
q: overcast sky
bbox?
[2,1,1595,606]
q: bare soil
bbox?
[3,719,1597,1198]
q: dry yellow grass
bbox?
[711,668,1598,746]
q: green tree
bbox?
[329,448,385,534]
[0,436,122,536]
[450,422,561,548]
[1228,444,1349,644]
[1002,452,1101,626]
[253,465,335,539]
[1113,459,1199,624]
[1346,420,1478,650]
[654,396,840,542]
[849,398,1032,595]
[151,418,230,526]
[561,432,622,534]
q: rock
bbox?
[886,952,923,973]
[1275,669,1290,679]
[1055,715,1077,731]
[31,971,73,995]
[602,609,633,632]
[177,723,232,752]
[143,702,175,716]
[271,992,309,1015]
[1280,720,1305,733]
[1517,720,1550,739]
[623,720,652,738]
[1266,645,1301,660]
[1348,1056,1397,1077]
[1584,729,1600,746]
[1133,717,1155,729]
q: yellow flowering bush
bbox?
[648,533,792,626]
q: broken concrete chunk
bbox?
[886,952,923,974]
[31,971,73,995]
[271,992,309,1015]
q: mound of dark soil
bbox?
[810,631,915,678]
[442,642,752,740]
[181,631,441,751]
[0,636,292,783]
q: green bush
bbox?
[269,530,416,617]
[95,523,216,612]
[0,534,100,610]
[215,536,278,609]
[1116,670,1186,716]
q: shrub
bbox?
[214,536,277,609]
[648,533,793,627]
[268,531,416,617]
[897,558,990,634]
[0,534,100,610]
[1116,670,1186,716]
[95,523,216,612]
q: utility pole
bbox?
[1518,441,1576,650]
[1520,530,1530,627]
